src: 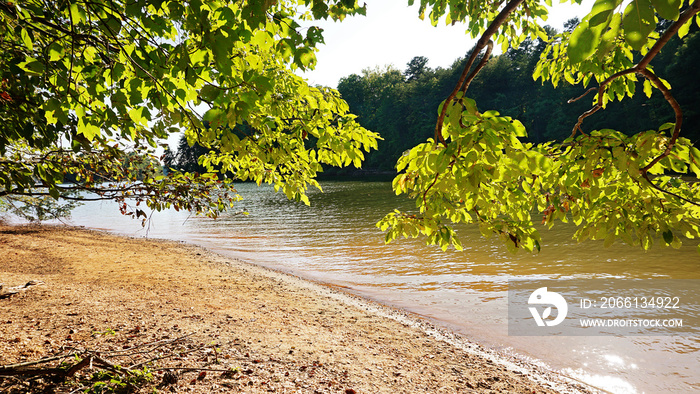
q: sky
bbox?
[300,0,594,88]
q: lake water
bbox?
[55,181,699,393]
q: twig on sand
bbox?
[0,353,114,378]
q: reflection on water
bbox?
[58,181,699,393]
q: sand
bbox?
[0,224,593,393]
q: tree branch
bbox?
[570,0,700,139]
[642,172,700,207]
[569,68,636,138]
[433,0,525,144]
[638,68,683,173]
[567,87,597,104]
[638,0,700,70]
[460,40,494,95]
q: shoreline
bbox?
[0,223,595,393]
[195,243,590,393]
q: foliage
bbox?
[2,0,699,253]
[405,55,430,81]
[337,66,410,169]
[378,0,700,252]
[84,366,153,394]
[0,193,81,223]
[0,0,378,219]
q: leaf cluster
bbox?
[0,0,377,220]
[378,0,700,252]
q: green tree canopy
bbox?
[405,55,430,81]
[0,0,378,217]
[378,0,700,253]
[1,0,699,253]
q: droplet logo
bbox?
[528,287,568,327]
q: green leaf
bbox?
[294,47,316,69]
[622,0,656,50]
[662,230,673,244]
[43,98,68,125]
[102,13,123,34]
[69,2,84,24]
[598,13,622,59]
[78,118,101,140]
[48,43,65,62]
[678,19,691,38]
[21,28,33,50]
[18,59,44,75]
[48,185,60,200]
[643,78,653,98]
[199,85,220,102]
[253,76,274,93]
[588,0,621,27]
[567,21,601,63]
[128,107,150,126]
[306,26,325,45]
[649,0,681,21]
[203,108,227,129]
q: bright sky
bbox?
[300,0,593,88]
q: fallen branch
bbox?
[0,332,207,384]
[0,355,91,378]
[0,351,130,379]
[0,352,79,371]
[153,367,234,373]
[99,332,195,357]
[128,340,208,370]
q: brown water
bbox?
[60,181,700,393]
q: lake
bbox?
[56,181,699,393]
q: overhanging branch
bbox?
[433,0,526,144]
[570,0,700,139]
[638,68,683,173]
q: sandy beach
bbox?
[0,224,593,393]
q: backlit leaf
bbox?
[21,28,33,50]
[567,21,601,63]
[588,0,621,27]
[650,0,681,21]
[622,0,656,50]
